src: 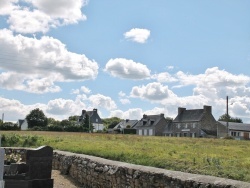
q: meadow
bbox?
[1,131,250,182]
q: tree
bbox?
[47,118,60,126]
[102,117,122,129]
[218,113,243,123]
[68,115,79,122]
[81,114,93,132]
[26,108,48,128]
[60,119,72,127]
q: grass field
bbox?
[1,131,250,182]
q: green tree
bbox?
[102,117,122,129]
[81,114,93,132]
[218,113,243,123]
[68,115,79,122]
[26,108,48,128]
[47,118,60,126]
[60,119,72,127]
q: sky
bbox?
[0,0,250,123]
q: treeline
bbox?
[0,108,122,132]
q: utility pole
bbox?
[226,96,229,136]
[1,113,4,123]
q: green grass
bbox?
[1,131,250,182]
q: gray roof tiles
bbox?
[218,121,250,132]
[173,109,204,122]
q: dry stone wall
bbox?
[4,147,250,188]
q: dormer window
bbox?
[143,120,147,125]
[150,120,154,125]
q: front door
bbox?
[243,132,249,140]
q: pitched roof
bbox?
[218,121,250,132]
[136,114,164,128]
[173,109,204,122]
[114,120,138,129]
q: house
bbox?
[17,119,28,130]
[135,114,167,136]
[217,121,250,140]
[112,119,138,133]
[78,109,104,131]
[164,106,226,138]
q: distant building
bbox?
[164,106,225,138]
[135,114,167,136]
[78,109,104,131]
[218,121,250,140]
[17,119,28,130]
[112,119,138,134]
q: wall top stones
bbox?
[4,147,250,188]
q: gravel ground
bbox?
[52,170,83,188]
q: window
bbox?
[96,118,98,122]
[139,129,142,135]
[149,129,153,136]
[176,133,180,137]
[183,133,188,137]
[143,121,147,125]
[185,124,188,129]
[177,124,181,129]
[143,129,147,136]
[193,123,196,128]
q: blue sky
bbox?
[0,0,250,123]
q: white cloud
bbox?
[47,98,84,115]
[1,0,87,34]
[110,108,143,120]
[152,72,178,83]
[118,91,126,97]
[131,82,176,101]
[89,94,117,110]
[0,29,98,93]
[8,9,52,34]
[124,28,150,43]
[0,0,18,15]
[120,99,131,105]
[105,58,151,80]
[80,86,91,94]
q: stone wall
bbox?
[4,147,250,188]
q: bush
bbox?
[0,122,20,131]
[29,126,48,131]
[47,125,63,132]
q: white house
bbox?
[17,119,28,130]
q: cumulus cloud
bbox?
[110,108,143,120]
[120,99,131,105]
[124,28,150,43]
[0,29,98,93]
[1,0,87,34]
[0,0,18,15]
[105,58,151,80]
[152,72,178,83]
[131,82,176,101]
[47,98,84,115]
[89,94,117,110]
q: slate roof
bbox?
[135,114,164,128]
[218,121,250,132]
[18,119,25,125]
[173,109,204,122]
[114,120,138,129]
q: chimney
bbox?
[203,105,212,113]
[178,107,186,115]
[82,110,86,115]
[143,114,147,119]
[160,113,164,118]
[93,108,97,114]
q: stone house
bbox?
[217,121,250,140]
[78,109,104,131]
[135,114,167,136]
[163,106,225,138]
